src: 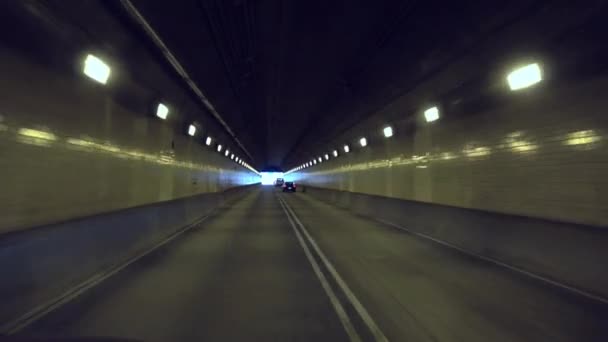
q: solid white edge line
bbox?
[375,218,608,306]
[279,196,389,342]
[277,196,361,342]
[1,213,213,335]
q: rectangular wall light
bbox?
[83,54,110,84]
[156,103,169,120]
[383,126,393,138]
[507,63,542,90]
[188,124,196,136]
[424,106,440,122]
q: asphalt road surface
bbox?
[18,187,608,341]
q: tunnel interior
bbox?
[1,1,608,341]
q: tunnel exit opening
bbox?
[260,172,284,185]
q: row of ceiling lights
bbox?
[82,54,258,174]
[286,62,543,173]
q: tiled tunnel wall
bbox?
[293,74,607,227]
[288,0,608,228]
[0,44,258,235]
[289,65,608,298]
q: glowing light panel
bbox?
[383,126,393,138]
[507,63,542,90]
[424,107,440,122]
[83,54,110,84]
[156,103,169,120]
[188,124,196,136]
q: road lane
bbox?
[22,188,349,341]
[280,192,608,342]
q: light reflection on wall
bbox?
[502,131,538,154]
[463,144,491,158]
[3,125,231,172]
[439,152,457,160]
[17,128,57,147]
[301,128,605,178]
[564,130,601,147]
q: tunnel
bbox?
[1,1,608,341]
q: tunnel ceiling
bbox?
[120,0,548,169]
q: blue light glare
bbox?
[260,172,284,185]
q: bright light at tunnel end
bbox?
[83,54,110,84]
[261,172,284,185]
[507,63,542,91]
